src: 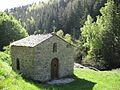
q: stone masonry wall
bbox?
[11,46,34,79]
[31,35,75,81]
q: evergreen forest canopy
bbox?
[6,0,107,38]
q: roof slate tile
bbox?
[11,34,53,47]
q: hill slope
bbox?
[0,53,120,90]
[6,0,107,38]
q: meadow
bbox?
[0,52,120,90]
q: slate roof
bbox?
[11,34,53,47]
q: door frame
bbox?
[51,58,59,79]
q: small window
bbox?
[16,58,20,70]
[53,43,57,52]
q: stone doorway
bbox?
[51,58,59,79]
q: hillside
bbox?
[0,52,120,90]
[6,0,107,38]
[0,0,120,90]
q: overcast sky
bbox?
[0,0,48,11]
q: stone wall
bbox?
[32,35,75,81]
[11,46,34,78]
[11,35,75,82]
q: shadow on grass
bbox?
[24,75,96,90]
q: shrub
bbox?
[0,52,12,65]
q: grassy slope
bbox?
[75,68,120,90]
[0,52,120,90]
[0,59,41,90]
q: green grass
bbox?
[0,52,120,90]
[74,68,120,90]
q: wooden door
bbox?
[51,58,59,79]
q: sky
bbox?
[0,0,48,11]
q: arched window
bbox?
[53,43,57,52]
[16,58,20,70]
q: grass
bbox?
[0,52,120,90]
[74,68,120,90]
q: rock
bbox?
[74,63,99,71]
[74,63,86,68]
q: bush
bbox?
[3,45,11,55]
[0,52,12,65]
[82,57,108,70]
[0,59,12,78]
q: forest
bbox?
[1,0,119,70]
[1,0,120,90]
[5,0,107,38]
